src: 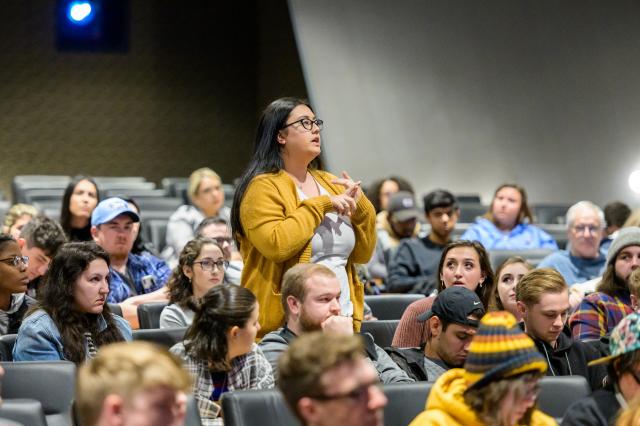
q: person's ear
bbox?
[516,301,527,317]
[277,130,287,146]
[91,226,100,242]
[182,265,194,281]
[100,394,125,426]
[287,295,301,317]
[429,316,442,338]
[227,325,240,341]
[297,397,320,424]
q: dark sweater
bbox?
[533,331,607,391]
[561,384,622,426]
[387,236,446,294]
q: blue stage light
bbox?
[67,1,95,25]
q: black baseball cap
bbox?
[417,286,485,327]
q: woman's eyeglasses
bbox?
[282,118,324,131]
[0,256,29,268]
[193,258,228,272]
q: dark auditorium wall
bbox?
[0,0,306,199]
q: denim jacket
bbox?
[12,309,132,361]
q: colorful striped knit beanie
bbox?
[463,311,547,390]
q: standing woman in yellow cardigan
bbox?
[231,98,376,338]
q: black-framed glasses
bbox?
[0,256,29,268]
[282,118,323,131]
[310,381,381,404]
[193,258,228,272]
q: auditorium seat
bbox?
[457,203,488,224]
[0,334,17,361]
[538,376,590,422]
[132,327,187,348]
[361,320,399,348]
[383,382,432,426]
[107,303,123,317]
[104,188,168,199]
[489,248,555,270]
[144,219,169,252]
[1,361,76,426]
[137,302,169,329]
[533,204,571,225]
[0,399,47,426]
[364,294,425,320]
[222,389,300,426]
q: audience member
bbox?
[600,201,632,255]
[367,175,414,215]
[160,237,226,328]
[60,175,100,242]
[386,287,484,382]
[163,168,230,268]
[392,240,494,347]
[194,216,242,284]
[259,263,412,384]
[119,197,160,257]
[516,268,606,390]
[18,216,67,298]
[488,256,533,321]
[409,311,554,426]
[278,332,387,426]
[13,242,132,362]
[231,97,375,337]
[170,284,273,424]
[2,203,38,240]
[386,190,459,294]
[76,341,191,426]
[91,197,170,309]
[569,227,640,340]
[369,192,421,282]
[561,313,640,426]
[0,235,34,335]
[460,183,557,250]
[538,201,606,284]
[624,209,640,228]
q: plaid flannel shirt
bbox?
[570,290,633,340]
[107,252,171,303]
[170,342,274,426]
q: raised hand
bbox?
[330,193,357,217]
[332,171,362,203]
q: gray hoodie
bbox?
[258,325,414,384]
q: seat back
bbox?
[0,399,47,426]
[364,294,425,320]
[185,396,203,426]
[538,375,590,421]
[222,389,300,426]
[1,361,76,426]
[361,320,399,348]
[132,327,187,348]
[533,204,571,225]
[137,302,169,329]
[489,248,555,271]
[107,303,123,317]
[458,203,488,224]
[383,382,432,426]
[146,219,169,252]
[0,334,17,361]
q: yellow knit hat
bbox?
[463,311,547,389]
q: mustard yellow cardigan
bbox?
[239,169,377,337]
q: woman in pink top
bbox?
[392,240,494,347]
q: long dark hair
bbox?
[366,176,414,214]
[184,284,256,371]
[597,261,628,297]
[35,241,125,364]
[231,97,322,245]
[60,176,101,239]
[437,240,495,308]
[167,237,224,307]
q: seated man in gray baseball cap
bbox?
[386,286,485,382]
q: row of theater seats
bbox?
[0,361,202,426]
[0,358,589,426]
[222,376,590,425]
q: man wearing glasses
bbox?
[279,332,387,426]
[539,201,607,285]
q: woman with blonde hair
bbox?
[164,167,230,267]
[488,256,533,321]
